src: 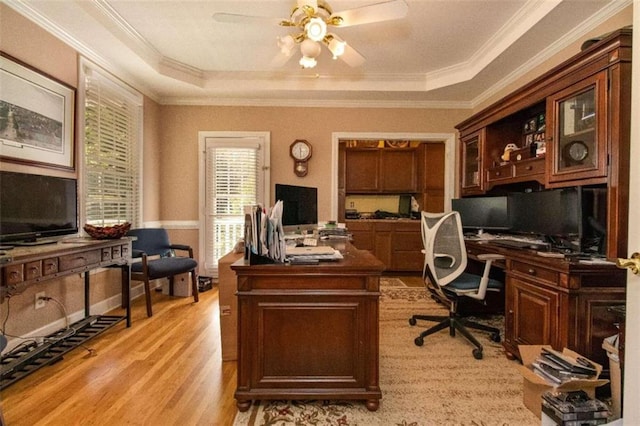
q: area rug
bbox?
[233,279,538,426]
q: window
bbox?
[200,133,270,277]
[80,60,142,227]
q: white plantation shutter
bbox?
[81,61,142,227]
[204,137,267,275]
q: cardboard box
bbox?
[519,345,609,418]
[162,272,193,297]
[602,335,621,420]
[218,251,243,361]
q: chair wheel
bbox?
[472,348,483,360]
[409,317,417,326]
[491,332,501,343]
[414,337,424,346]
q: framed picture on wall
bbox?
[0,52,75,170]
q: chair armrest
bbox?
[170,244,191,251]
[132,249,146,258]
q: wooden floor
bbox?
[1,274,423,425]
[1,287,239,426]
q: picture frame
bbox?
[0,52,75,170]
[523,117,537,134]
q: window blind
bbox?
[204,139,265,274]
[81,62,142,227]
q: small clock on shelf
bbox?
[290,139,312,177]
[562,140,589,166]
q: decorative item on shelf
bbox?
[511,146,534,161]
[501,143,518,162]
[83,223,131,239]
[358,140,380,148]
[290,139,312,177]
[385,140,410,148]
[562,140,590,166]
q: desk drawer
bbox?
[43,258,59,275]
[510,261,559,286]
[59,250,101,271]
[4,264,24,285]
[25,261,42,281]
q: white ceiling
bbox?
[8,0,631,107]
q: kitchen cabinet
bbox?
[345,148,417,193]
[346,220,422,272]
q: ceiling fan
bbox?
[212,0,409,69]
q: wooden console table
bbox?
[231,242,384,411]
[0,238,132,389]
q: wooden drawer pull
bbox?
[528,268,536,275]
[526,166,532,170]
[495,171,501,176]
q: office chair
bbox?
[127,228,199,317]
[409,211,504,359]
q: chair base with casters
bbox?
[409,294,501,360]
[127,228,200,317]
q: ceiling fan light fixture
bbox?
[305,17,327,41]
[326,35,346,59]
[299,56,318,68]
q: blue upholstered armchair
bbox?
[127,228,199,317]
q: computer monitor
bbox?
[451,196,510,232]
[508,188,581,237]
[275,184,318,233]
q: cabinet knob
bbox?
[528,268,536,275]
[526,166,532,171]
[496,171,501,176]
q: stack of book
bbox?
[542,390,609,425]
[531,347,598,385]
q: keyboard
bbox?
[491,239,540,249]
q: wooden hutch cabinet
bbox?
[456,28,631,365]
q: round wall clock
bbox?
[290,139,312,177]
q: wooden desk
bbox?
[465,240,626,368]
[0,238,132,389]
[231,242,385,412]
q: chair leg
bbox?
[417,318,450,340]
[190,270,199,303]
[463,319,500,334]
[144,279,153,317]
[451,318,484,353]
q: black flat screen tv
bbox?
[0,171,78,245]
[275,184,318,233]
[451,196,510,232]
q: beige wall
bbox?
[159,106,469,223]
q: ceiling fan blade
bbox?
[339,43,366,67]
[212,12,283,26]
[330,0,408,27]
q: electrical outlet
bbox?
[35,291,46,309]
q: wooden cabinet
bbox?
[460,130,484,196]
[467,240,626,369]
[345,149,380,192]
[346,220,422,272]
[345,148,417,193]
[546,71,608,184]
[455,28,632,259]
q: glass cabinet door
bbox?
[460,130,484,195]
[547,71,607,183]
